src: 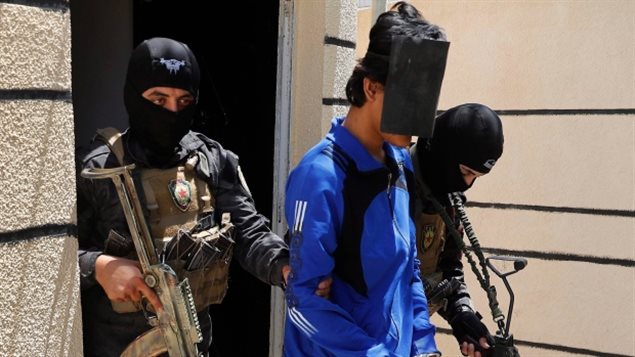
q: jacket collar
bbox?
[326,117,404,172]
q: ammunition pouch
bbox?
[104,229,135,258]
[424,273,461,315]
[110,213,235,314]
[161,212,235,311]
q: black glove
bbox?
[449,308,495,356]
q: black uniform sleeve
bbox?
[437,215,474,322]
[77,161,104,290]
[76,144,129,290]
[213,149,289,287]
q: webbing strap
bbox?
[95,127,125,166]
[410,145,504,322]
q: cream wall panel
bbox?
[431,330,600,357]
[322,44,356,129]
[0,4,71,90]
[464,207,634,261]
[292,1,327,166]
[434,262,635,356]
[323,1,357,133]
[0,236,81,356]
[456,259,634,356]
[292,0,357,166]
[356,7,370,58]
[0,101,76,231]
[468,115,635,210]
[412,0,635,110]
[359,2,635,110]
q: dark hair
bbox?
[345,1,446,107]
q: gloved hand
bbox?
[449,308,495,356]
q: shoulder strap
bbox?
[95,127,125,166]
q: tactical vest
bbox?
[416,211,446,315]
[96,128,232,311]
[411,143,458,315]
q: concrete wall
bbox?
[0,1,82,356]
[272,3,359,355]
[289,0,357,166]
[358,1,634,356]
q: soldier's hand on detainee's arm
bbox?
[282,265,332,298]
[95,255,163,311]
[315,276,333,298]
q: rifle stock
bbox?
[82,165,202,357]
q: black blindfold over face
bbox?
[380,36,449,139]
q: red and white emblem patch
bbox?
[168,179,192,212]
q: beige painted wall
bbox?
[290,0,327,164]
[359,1,635,110]
[0,2,82,356]
[290,0,357,166]
[359,1,635,356]
[274,1,359,354]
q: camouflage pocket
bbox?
[168,255,233,311]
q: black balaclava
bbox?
[417,103,504,197]
[124,37,200,165]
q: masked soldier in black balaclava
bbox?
[410,103,504,357]
[76,37,294,356]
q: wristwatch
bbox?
[413,353,441,357]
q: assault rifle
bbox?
[82,165,202,357]
[484,255,526,357]
[451,193,524,357]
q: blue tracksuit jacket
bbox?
[284,118,438,357]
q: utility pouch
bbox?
[424,273,461,315]
[162,230,198,262]
[161,213,235,310]
[185,225,234,270]
[427,278,461,305]
[104,229,134,257]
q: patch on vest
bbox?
[168,179,192,211]
[422,224,436,250]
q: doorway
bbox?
[72,0,281,355]
[133,2,281,356]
